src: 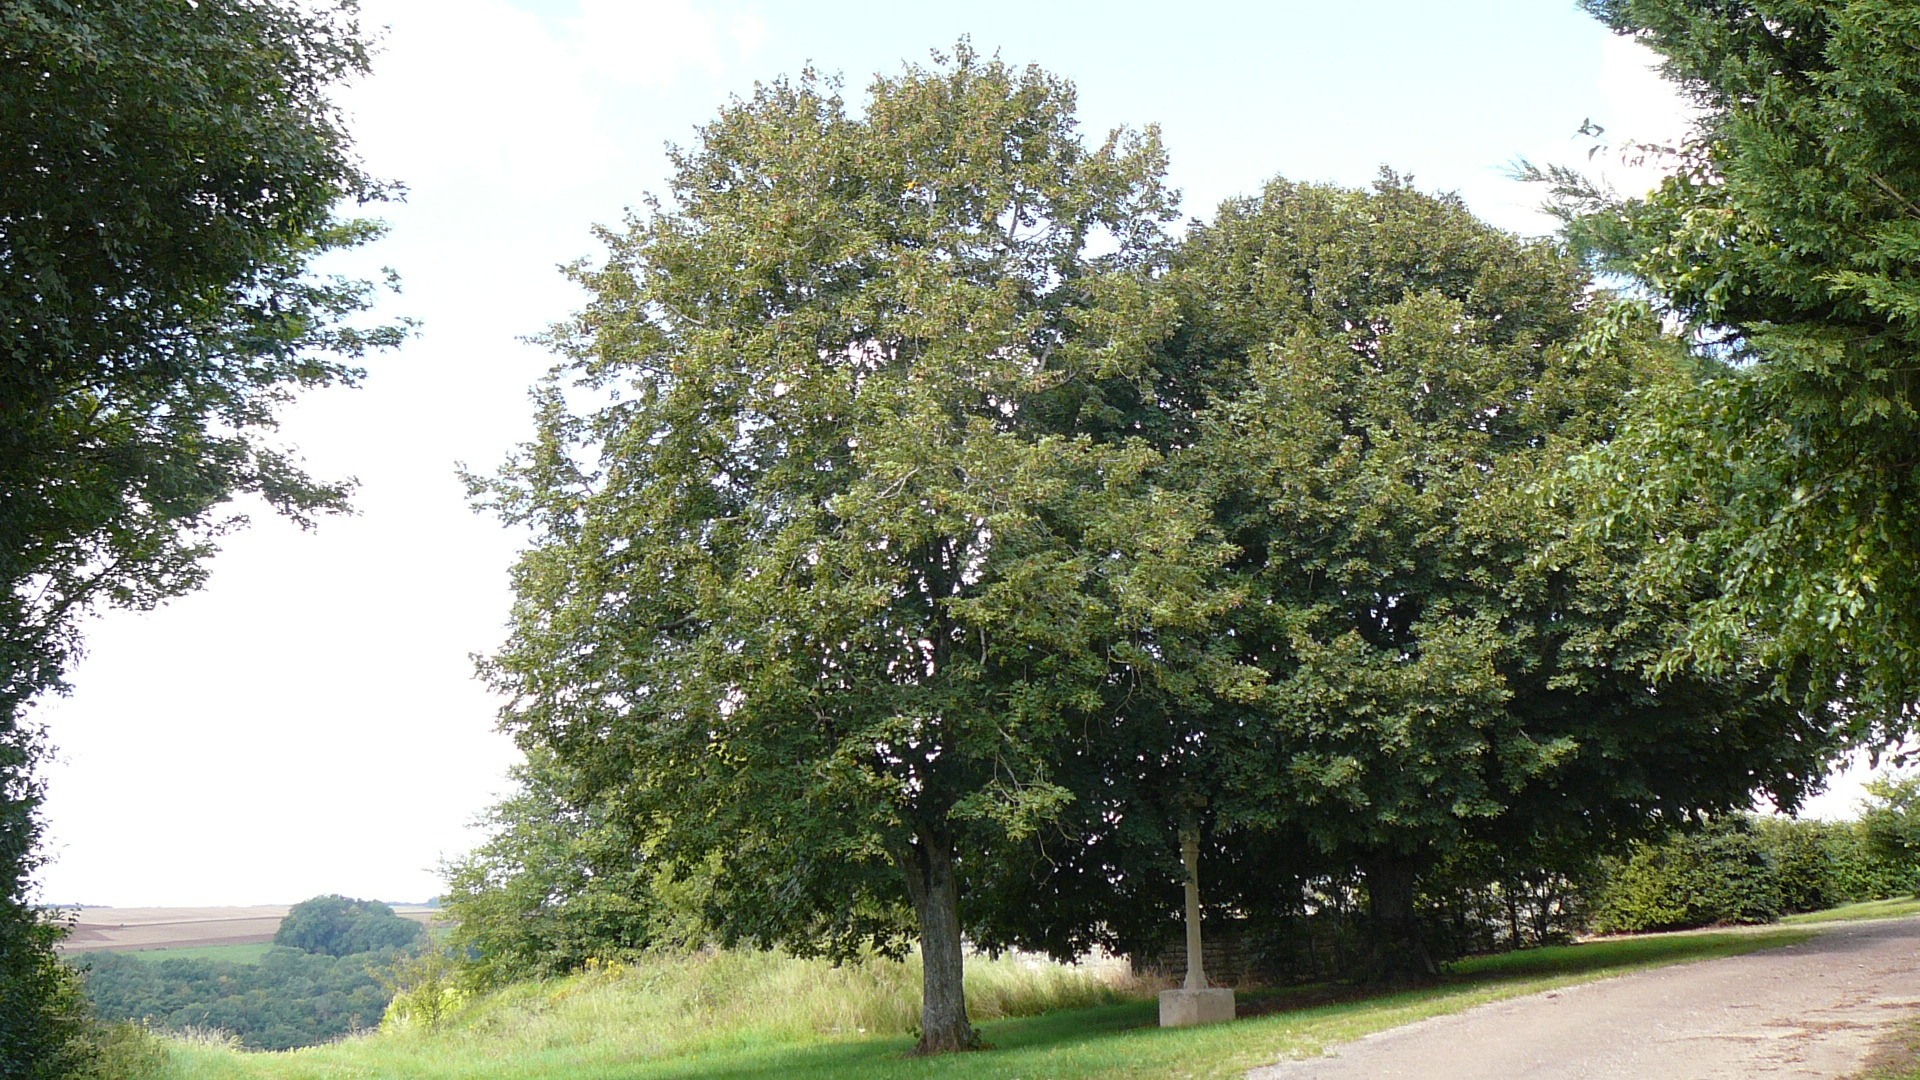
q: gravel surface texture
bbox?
[1250,917,1920,1080]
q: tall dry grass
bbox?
[376,947,1146,1060]
[153,927,1818,1080]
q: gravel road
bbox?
[1249,917,1920,1080]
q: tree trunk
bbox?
[898,833,978,1055]
[1362,854,1438,982]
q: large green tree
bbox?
[474,47,1231,1053]
[1183,176,1832,976]
[0,2,397,1071]
[1548,0,1920,734]
[909,175,1839,983]
[1006,175,1833,979]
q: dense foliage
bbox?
[81,947,395,1051]
[274,895,426,958]
[1589,817,1787,932]
[1860,775,1920,863]
[471,46,1236,1052]
[1549,0,1920,733]
[955,174,1831,980]
[468,38,1872,1003]
[440,749,708,989]
[1589,811,1920,933]
[1184,175,1830,975]
[0,1,396,1070]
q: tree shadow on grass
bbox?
[598,999,1204,1080]
[597,930,1819,1080]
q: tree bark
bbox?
[898,832,979,1055]
[1362,853,1438,981]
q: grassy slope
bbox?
[157,927,1813,1080]
[1785,896,1920,925]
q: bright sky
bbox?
[30,0,1873,908]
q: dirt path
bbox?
[1249,917,1920,1080]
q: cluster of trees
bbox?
[1,1,398,1073]
[81,948,392,1053]
[461,1,1920,1053]
[6,0,1917,1067]
[80,895,426,1051]
[273,895,427,957]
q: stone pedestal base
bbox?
[1159,987,1235,1027]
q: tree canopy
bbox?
[83,946,396,1051]
[274,895,426,958]
[1193,176,1831,969]
[472,45,1243,1053]
[959,174,1834,978]
[472,34,1872,1005]
[0,1,397,1070]
[1547,0,1920,736]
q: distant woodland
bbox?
[80,897,424,1050]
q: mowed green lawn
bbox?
[1784,896,1920,925]
[157,927,1813,1080]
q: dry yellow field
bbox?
[58,905,437,953]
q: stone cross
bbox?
[1183,827,1208,990]
[1159,825,1236,1026]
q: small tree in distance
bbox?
[274,895,425,958]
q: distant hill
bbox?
[57,905,438,953]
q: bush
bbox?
[378,946,469,1030]
[1827,823,1919,901]
[75,1022,169,1080]
[1588,807,1920,935]
[1589,818,1782,933]
[1753,817,1847,914]
[1861,776,1920,881]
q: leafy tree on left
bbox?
[0,2,401,1073]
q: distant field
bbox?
[87,942,277,964]
[57,905,438,953]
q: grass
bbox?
[1784,895,1920,925]
[1850,1016,1920,1080]
[148,925,1814,1080]
[97,943,276,964]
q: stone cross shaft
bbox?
[1183,827,1206,990]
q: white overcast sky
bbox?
[29,0,1876,908]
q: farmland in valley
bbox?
[57,905,437,953]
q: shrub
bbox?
[1753,816,1846,914]
[76,1022,169,1080]
[1589,818,1781,933]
